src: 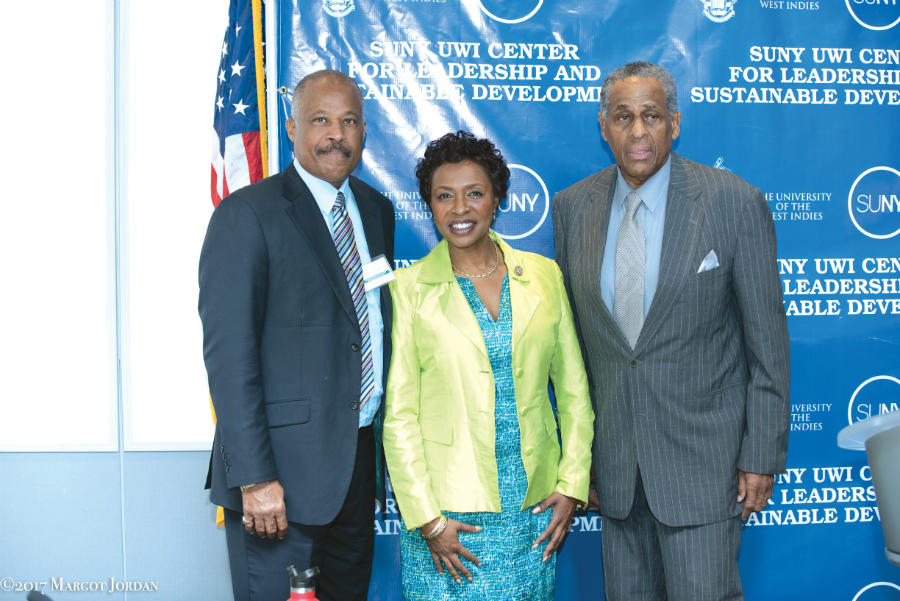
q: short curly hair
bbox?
[415,131,510,206]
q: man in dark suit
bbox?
[199,69,394,601]
[553,61,790,600]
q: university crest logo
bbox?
[323,0,354,18]
[701,0,737,23]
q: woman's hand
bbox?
[531,492,578,561]
[423,517,482,584]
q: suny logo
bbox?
[848,166,900,239]
[700,0,738,23]
[323,0,354,18]
[847,375,900,426]
[845,0,900,31]
[851,581,900,601]
[473,0,543,24]
[492,164,550,241]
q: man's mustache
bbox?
[316,142,351,157]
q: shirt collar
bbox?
[292,158,351,213]
[614,154,672,214]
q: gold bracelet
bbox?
[240,483,257,492]
[421,515,448,540]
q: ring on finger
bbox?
[242,516,253,525]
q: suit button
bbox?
[630,360,639,368]
[351,343,361,352]
[350,400,361,410]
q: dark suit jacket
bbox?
[199,166,394,525]
[553,153,790,527]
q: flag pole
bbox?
[251,0,268,178]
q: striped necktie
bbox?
[614,191,645,349]
[331,191,374,410]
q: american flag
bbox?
[210,0,268,529]
[211,0,267,207]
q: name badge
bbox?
[362,254,395,291]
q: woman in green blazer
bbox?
[383,131,594,600]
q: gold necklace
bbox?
[452,242,500,279]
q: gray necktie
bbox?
[614,191,645,348]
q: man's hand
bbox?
[241,479,288,540]
[423,517,482,584]
[737,470,774,519]
[532,492,578,561]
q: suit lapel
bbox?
[281,168,358,325]
[440,285,489,355]
[351,178,386,259]
[496,236,539,350]
[351,178,394,332]
[580,170,624,344]
[637,154,704,351]
[417,240,487,356]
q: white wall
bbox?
[0,0,228,451]
[121,0,226,449]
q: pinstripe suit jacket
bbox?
[552,153,790,527]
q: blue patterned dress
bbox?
[398,275,555,600]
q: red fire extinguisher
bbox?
[286,565,320,601]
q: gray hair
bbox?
[599,61,678,118]
[290,69,364,121]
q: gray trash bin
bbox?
[838,410,900,567]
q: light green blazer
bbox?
[383,232,594,529]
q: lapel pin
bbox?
[514,265,523,276]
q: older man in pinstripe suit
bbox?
[552,61,790,600]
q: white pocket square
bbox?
[697,249,719,273]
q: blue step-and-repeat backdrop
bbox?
[270,1,900,599]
